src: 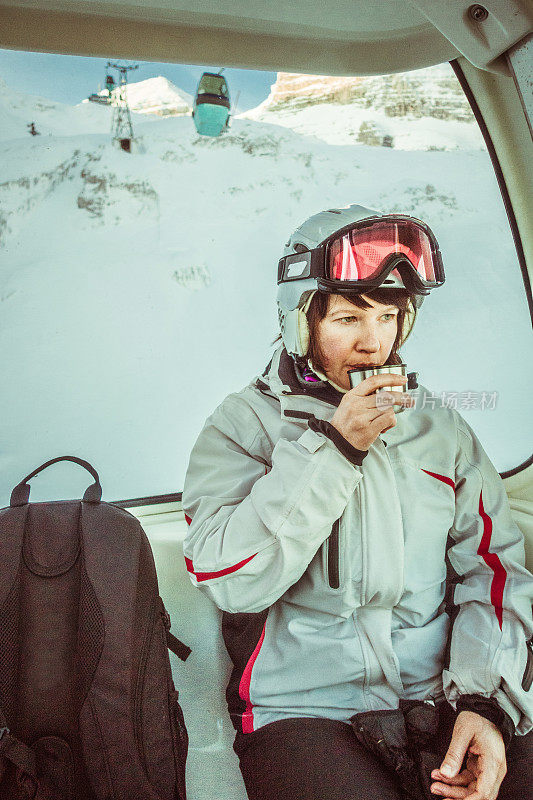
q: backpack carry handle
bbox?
[10,456,102,506]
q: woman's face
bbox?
[313,294,399,390]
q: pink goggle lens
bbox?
[328,221,436,282]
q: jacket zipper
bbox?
[522,637,533,692]
[327,519,340,589]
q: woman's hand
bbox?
[330,374,414,451]
[430,711,507,800]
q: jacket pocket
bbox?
[522,637,533,692]
[326,519,341,589]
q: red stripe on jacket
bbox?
[184,552,258,582]
[477,492,507,630]
[421,469,456,491]
[239,620,267,734]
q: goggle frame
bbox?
[278,214,445,295]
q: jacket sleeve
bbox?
[182,393,362,614]
[442,411,533,734]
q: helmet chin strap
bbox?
[307,358,349,394]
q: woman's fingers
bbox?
[431,767,476,798]
[351,373,408,396]
[431,769,475,787]
[433,713,507,800]
[361,391,413,411]
[375,391,414,409]
[465,753,505,800]
[330,375,413,450]
[466,754,479,774]
[370,409,397,432]
[430,782,472,799]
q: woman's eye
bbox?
[337,314,397,323]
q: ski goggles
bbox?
[277,215,445,294]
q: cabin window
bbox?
[0,51,530,504]
[198,75,228,97]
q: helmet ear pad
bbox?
[297,308,310,356]
[297,290,316,357]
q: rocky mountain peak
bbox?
[259,66,473,123]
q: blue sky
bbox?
[0,48,276,112]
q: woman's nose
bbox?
[354,325,380,352]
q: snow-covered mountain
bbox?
[0,68,530,506]
[0,75,192,144]
[109,76,193,116]
[241,65,484,150]
[0,76,163,141]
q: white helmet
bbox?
[276,204,444,358]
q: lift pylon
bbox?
[107,62,139,152]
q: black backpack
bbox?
[0,456,190,800]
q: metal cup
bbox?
[348,363,412,413]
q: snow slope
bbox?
[0,72,530,505]
[0,76,155,141]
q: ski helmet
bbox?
[276,204,444,358]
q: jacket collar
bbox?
[259,347,344,421]
[259,347,422,437]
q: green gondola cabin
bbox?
[192,72,231,137]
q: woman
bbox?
[182,205,533,800]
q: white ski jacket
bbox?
[182,346,533,736]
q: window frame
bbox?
[450,59,533,323]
